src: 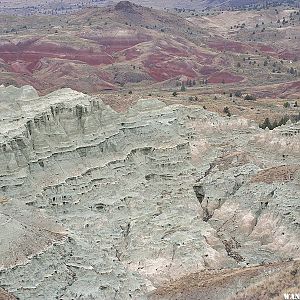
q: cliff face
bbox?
[0,86,299,300]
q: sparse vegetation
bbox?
[223,106,231,117]
[259,115,291,130]
[234,91,242,98]
[180,82,186,92]
[244,94,256,101]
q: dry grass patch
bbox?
[250,165,300,184]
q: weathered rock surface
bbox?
[0,85,299,299]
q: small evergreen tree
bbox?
[260,117,272,129]
[223,106,231,117]
[244,94,256,100]
[181,82,186,92]
[234,90,242,97]
[278,115,289,126]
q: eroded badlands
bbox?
[0,85,299,299]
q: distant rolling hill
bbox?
[1,0,299,13]
[0,1,299,98]
[129,0,299,9]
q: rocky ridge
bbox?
[0,85,299,299]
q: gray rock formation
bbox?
[0,86,299,300]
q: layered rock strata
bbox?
[0,85,299,300]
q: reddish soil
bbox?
[278,49,299,61]
[147,66,196,81]
[80,33,150,54]
[1,34,217,90]
[122,47,142,60]
[275,80,300,97]
[0,3,297,96]
[250,80,300,99]
[171,40,214,64]
[208,40,250,54]
[200,65,219,76]
[142,43,213,81]
[10,62,32,74]
[144,55,198,81]
[154,39,214,64]
[208,40,278,57]
[158,40,191,57]
[208,71,244,84]
[0,41,115,70]
[255,43,276,54]
[143,51,169,67]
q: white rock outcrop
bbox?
[0,86,299,300]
